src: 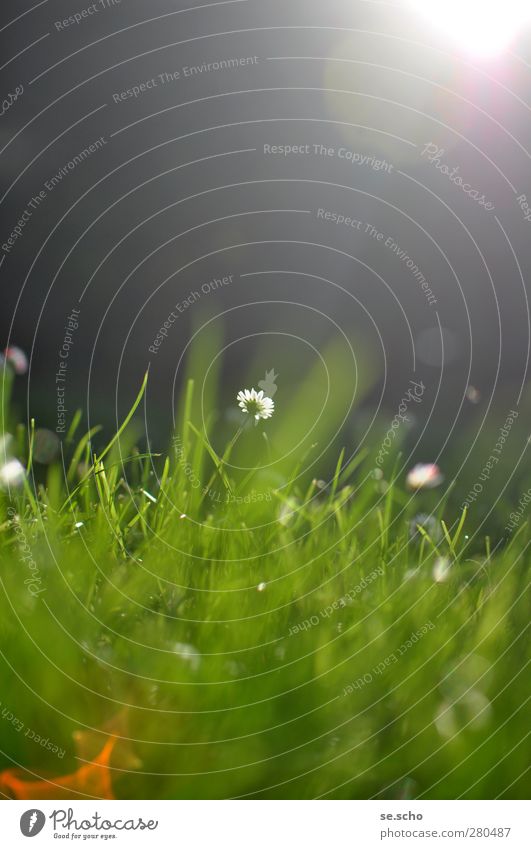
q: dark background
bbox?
[1,0,530,461]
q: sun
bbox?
[407,0,531,57]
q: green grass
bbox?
[0,367,529,800]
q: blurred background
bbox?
[1,0,531,511]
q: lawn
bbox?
[0,361,529,800]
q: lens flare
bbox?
[408,0,531,57]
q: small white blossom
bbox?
[237,387,274,421]
[466,385,481,404]
[433,557,452,583]
[173,642,201,671]
[3,346,28,375]
[0,458,26,489]
[407,463,443,490]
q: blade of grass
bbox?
[60,370,149,510]
[189,421,239,498]
[451,506,468,550]
[328,447,345,504]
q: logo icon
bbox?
[258,369,278,398]
[20,810,46,837]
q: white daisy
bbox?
[0,458,26,489]
[406,463,443,490]
[237,388,274,421]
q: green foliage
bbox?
[0,375,529,800]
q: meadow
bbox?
[0,358,529,800]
